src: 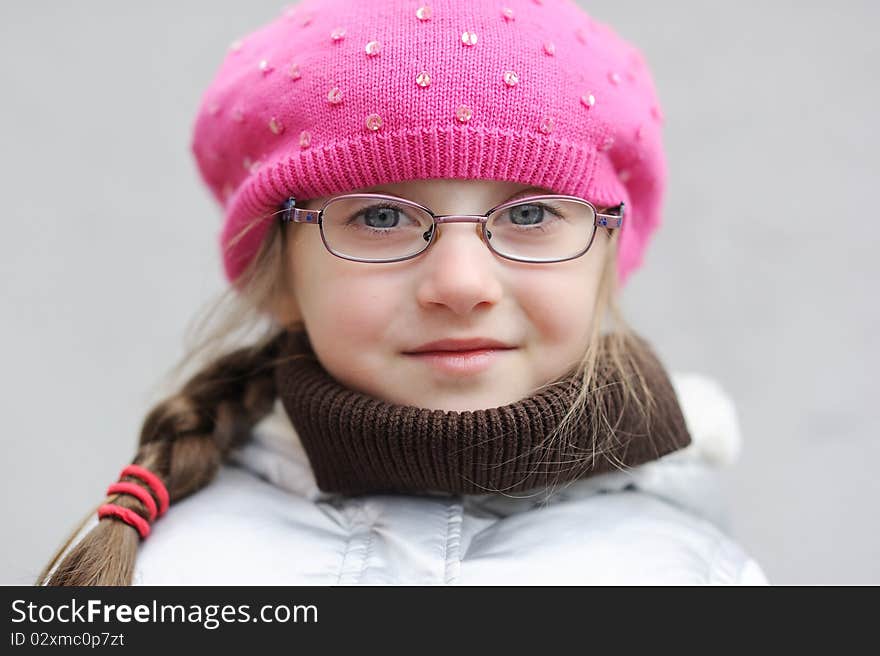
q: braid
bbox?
[37,330,289,586]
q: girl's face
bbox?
[270,179,610,412]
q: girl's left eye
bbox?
[495,202,567,227]
[507,203,545,226]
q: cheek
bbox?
[290,241,399,352]
[322,277,395,342]
[514,257,602,344]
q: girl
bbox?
[39,0,768,585]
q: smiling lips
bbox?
[405,337,515,354]
[403,337,517,375]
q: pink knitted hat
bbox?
[191,0,667,288]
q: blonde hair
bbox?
[37,202,657,586]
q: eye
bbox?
[335,201,432,236]
[495,201,568,229]
[507,203,545,226]
[361,205,402,229]
[344,203,412,229]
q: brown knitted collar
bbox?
[274,330,692,497]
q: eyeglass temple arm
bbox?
[596,202,625,228]
[280,197,320,224]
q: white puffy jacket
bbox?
[64,372,770,585]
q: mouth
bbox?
[403,347,516,375]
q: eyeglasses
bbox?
[279,192,624,264]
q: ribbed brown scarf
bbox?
[274,330,692,497]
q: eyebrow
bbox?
[325,186,610,214]
[364,185,552,206]
[504,186,552,202]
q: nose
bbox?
[414,220,503,315]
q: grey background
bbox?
[2,1,876,585]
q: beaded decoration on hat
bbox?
[191,0,667,288]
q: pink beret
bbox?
[190,0,667,288]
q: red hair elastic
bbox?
[96,464,171,540]
[119,464,170,517]
[97,504,151,539]
[106,481,157,521]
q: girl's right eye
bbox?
[360,205,404,229]
[343,203,425,231]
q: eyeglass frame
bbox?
[278,192,624,264]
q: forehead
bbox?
[301,178,554,212]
